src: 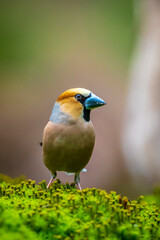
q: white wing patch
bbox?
[65,168,87,175]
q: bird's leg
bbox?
[77,183,82,191]
[47,172,57,189]
[74,173,82,191]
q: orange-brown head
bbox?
[50,88,106,123]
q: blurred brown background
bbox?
[1,0,159,198]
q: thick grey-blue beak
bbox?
[84,93,106,110]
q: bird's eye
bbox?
[75,94,82,101]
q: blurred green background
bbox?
[0,0,136,196]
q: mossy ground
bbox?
[0,175,159,240]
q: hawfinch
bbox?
[42,88,106,190]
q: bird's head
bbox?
[50,88,106,124]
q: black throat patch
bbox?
[83,107,91,122]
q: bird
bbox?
[42,88,106,190]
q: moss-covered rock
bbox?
[0,178,159,240]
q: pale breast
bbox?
[43,121,95,173]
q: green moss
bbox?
[0,178,159,240]
[144,185,160,207]
[0,173,26,184]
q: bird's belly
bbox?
[43,121,95,173]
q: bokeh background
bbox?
[1,0,160,198]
